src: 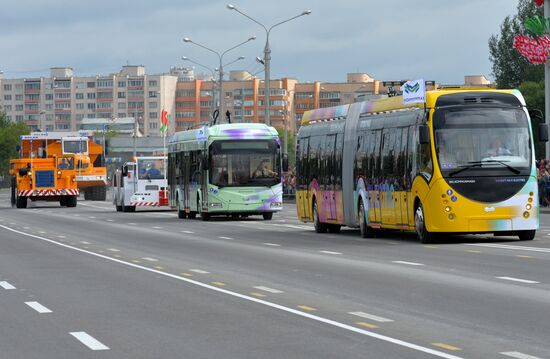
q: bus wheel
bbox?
[415,203,433,243]
[518,230,535,241]
[116,204,122,212]
[328,224,341,233]
[359,200,375,238]
[10,178,16,208]
[188,212,197,219]
[201,212,210,221]
[177,199,186,219]
[313,201,327,233]
[263,212,273,220]
[123,205,135,212]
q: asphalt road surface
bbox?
[1,190,549,359]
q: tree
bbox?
[519,80,546,158]
[488,0,544,88]
[275,128,296,169]
[0,112,30,186]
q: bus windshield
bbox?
[209,139,281,187]
[433,107,531,177]
[138,158,165,180]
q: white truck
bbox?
[113,156,169,212]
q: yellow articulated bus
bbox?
[296,88,547,243]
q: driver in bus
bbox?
[253,159,277,178]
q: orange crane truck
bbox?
[10,134,79,208]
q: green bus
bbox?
[167,124,284,220]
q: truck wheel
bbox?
[66,196,77,208]
[16,195,27,209]
[123,205,135,212]
[84,188,91,200]
[95,186,107,201]
[262,212,273,220]
[10,178,16,208]
[518,230,535,241]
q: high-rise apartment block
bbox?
[0,65,491,135]
[0,66,178,136]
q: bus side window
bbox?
[417,125,433,181]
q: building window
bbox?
[55,102,71,110]
[76,82,85,89]
[75,93,84,100]
[88,103,96,110]
[15,105,23,111]
[24,82,41,90]
[97,102,112,109]
[87,93,96,99]
[149,122,159,130]
[176,101,194,108]
[117,92,126,99]
[149,91,158,98]
[15,94,23,101]
[15,83,23,90]
[16,115,24,121]
[200,101,211,107]
[87,82,96,88]
[76,103,84,110]
[55,92,71,99]
[45,104,53,110]
[176,111,195,118]
[177,90,195,97]
[118,113,126,117]
[118,102,126,109]
[97,91,113,99]
[149,102,158,109]
[4,105,12,111]
[128,79,144,87]
[148,80,158,87]
[149,112,158,119]
[97,79,113,88]
[76,114,85,121]
[118,81,126,87]
[4,95,12,101]
[128,90,144,98]
[3,84,12,91]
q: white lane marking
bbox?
[108,248,120,252]
[69,332,109,351]
[181,230,194,234]
[254,286,284,294]
[501,352,543,359]
[142,257,158,262]
[500,352,542,359]
[78,202,114,210]
[106,219,114,222]
[263,243,281,247]
[0,281,16,290]
[58,235,66,238]
[88,216,96,219]
[392,261,424,266]
[0,224,465,359]
[23,226,30,230]
[39,231,46,234]
[80,241,91,245]
[496,277,540,284]
[152,226,163,229]
[25,301,52,314]
[464,243,550,253]
[320,250,342,255]
[127,223,137,225]
[189,269,210,274]
[73,214,80,217]
[349,311,394,323]
[218,236,233,240]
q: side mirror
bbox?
[539,123,549,142]
[282,154,289,172]
[419,124,430,145]
[18,168,29,176]
[122,166,128,176]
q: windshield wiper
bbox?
[448,160,520,177]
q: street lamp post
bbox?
[278,109,287,156]
[227,4,311,126]
[183,36,255,124]
[182,56,218,123]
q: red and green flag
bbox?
[160,110,168,133]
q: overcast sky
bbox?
[1,0,520,84]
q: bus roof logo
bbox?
[402,79,426,105]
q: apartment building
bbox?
[0,66,178,136]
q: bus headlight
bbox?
[523,211,530,218]
[526,204,532,210]
[445,206,451,212]
[270,202,282,208]
[210,202,223,208]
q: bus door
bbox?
[394,127,407,226]
[182,152,190,210]
[297,137,310,220]
[380,128,397,225]
[325,134,337,221]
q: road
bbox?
[0,190,549,359]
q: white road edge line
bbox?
[181,230,194,234]
[0,224,464,359]
[25,301,52,313]
[69,332,109,351]
[464,243,550,253]
[349,311,394,323]
[0,281,16,290]
[496,276,540,284]
[254,286,284,294]
[501,351,543,359]
[392,261,424,266]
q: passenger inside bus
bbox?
[253,159,277,178]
